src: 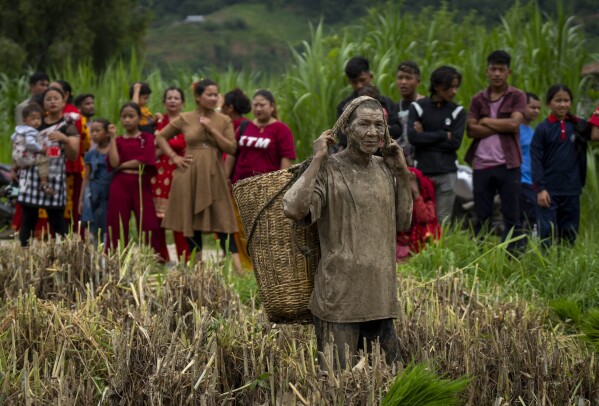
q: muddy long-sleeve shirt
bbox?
[290,154,412,323]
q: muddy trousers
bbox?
[313,316,399,370]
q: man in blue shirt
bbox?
[519,92,541,233]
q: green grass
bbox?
[401,222,599,311]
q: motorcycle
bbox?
[452,164,504,235]
[0,163,17,238]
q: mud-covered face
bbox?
[347,106,386,155]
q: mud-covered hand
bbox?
[313,130,335,159]
[381,142,409,176]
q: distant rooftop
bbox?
[184,15,206,23]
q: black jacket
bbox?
[407,97,466,175]
[531,114,589,196]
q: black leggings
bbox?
[19,205,68,247]
[186,232,238,254]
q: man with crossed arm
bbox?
[465,50,527,247]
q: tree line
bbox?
[0,0,150,74]
[1,0,596,75]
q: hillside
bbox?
[143,3,324,73]
[142,0,599,74]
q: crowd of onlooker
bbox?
[8,49,599,268]
[9,74,295,272]
[332,51,599,258]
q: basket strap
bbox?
[246,159,312,257]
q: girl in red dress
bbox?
[106,102,161,255]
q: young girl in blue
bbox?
[530,84,597,245]
[79,119,114,243]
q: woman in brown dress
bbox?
[156,79,240,267]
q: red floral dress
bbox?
[396,167,441,261]
[151,115,186,218]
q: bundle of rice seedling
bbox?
[381,363,469,406]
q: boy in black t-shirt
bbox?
[394,61,425,149]
[336,56,400,150]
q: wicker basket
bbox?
[232,164,319,323]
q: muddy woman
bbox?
[283,96,413,369]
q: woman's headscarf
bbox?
[331,95,392,148]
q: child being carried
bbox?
[11,103,55,195]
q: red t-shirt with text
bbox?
[232,120,296,183]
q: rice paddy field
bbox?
[2,2,599,404]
